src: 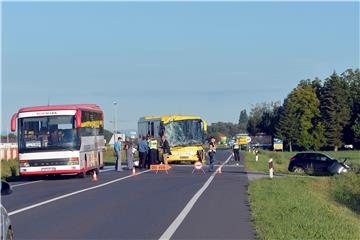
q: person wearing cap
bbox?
[208,136,217,172]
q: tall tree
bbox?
[342,69,360,147]
[276,82,325,151]
[319,72,351,151]
[351,114,360,146]
[238,109,248,133]
[247,103,268,135]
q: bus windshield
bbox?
[165,120,203,147]
[18,115,80,153]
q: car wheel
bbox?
[293,166,305,174]
[7,227,14,240]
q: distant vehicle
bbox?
[288,153,350,175]
[11,104,105,178]
[1,181,13,240]
[138,116,207,163]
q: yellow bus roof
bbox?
[141,115,202,124]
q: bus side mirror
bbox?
[202,120,207,133]
[11,113,17,132]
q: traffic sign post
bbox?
[150,164,172,174]
[192,161,205,175]
[268,158,274,179]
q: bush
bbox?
[1,159,19,179]
[331,172,360,214]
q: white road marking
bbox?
[10,166,115,187]
[8,170,151,216]
[11,180,44,188]
[159,154,233,240]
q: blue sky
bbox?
[2,2,359,132]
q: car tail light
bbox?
[20,160,30,167]
[290,156,296,161]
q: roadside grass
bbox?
[103,146,139,165]
[331,172,360,214]
[249,176,360,240]
[1,159,19,180]
[243,150,360,174]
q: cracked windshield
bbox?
[165,120,203,147]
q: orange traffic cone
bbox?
[92,170,98,182]
[132,168,136,176]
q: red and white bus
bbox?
[11,104,105,178]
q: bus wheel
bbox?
[77,172,86,178]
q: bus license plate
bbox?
[41,167,56,172]
[180,156,189,159]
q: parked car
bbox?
[1,181,13,240]
[288,152,350,175]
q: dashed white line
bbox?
[9,170,150,216]
[159,154,233,240]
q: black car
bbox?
[288,152,350,175]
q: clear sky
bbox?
[2,2,359,132]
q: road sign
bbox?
[192,161,205,174]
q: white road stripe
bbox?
[11,180,44,188]
[8,170,151,216]
[10,166,115,187]
[159,154,232,240]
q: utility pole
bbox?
[113,101,117,136]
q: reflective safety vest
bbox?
[233,143,240,150]
[149,139,158,150]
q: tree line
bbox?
[208,68,360,151]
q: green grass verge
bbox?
[249,176,360,240]
[103,147,139,165]
[331,172,360,214]
[243,150,360,174]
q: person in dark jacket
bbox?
[160,135,171,164]
[208,136,217,172]
[138,136,149,169]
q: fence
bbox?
[0,143,18,160]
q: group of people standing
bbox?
[113,135,171,171]
[113,135,240,172]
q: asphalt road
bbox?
[2,149,255,240]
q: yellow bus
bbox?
[138,115,207,163]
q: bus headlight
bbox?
[20,160,30,167]
[68,157,79,165]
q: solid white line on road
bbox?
[11,180,44,188]
[8,170,151,216]
[10,166,116,187]
[159,154,233,240]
